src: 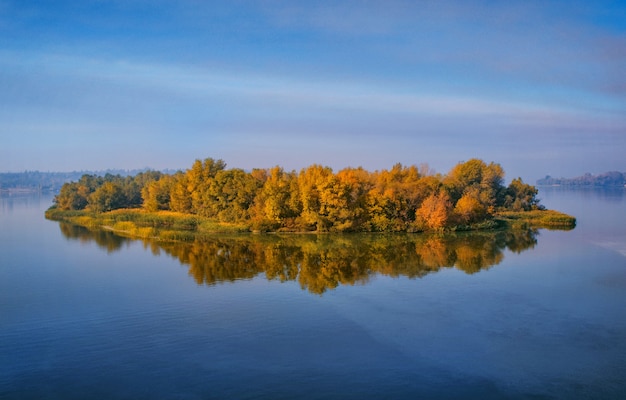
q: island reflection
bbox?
[59,223,538,294]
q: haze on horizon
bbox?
[1,0,625,182]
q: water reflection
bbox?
[57,225,538,294]
[59,223,131,254]
[540,185,625,202]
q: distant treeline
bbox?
[51,158,543,233]
[0,169,175,192]
[537,171,626,187]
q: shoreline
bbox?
[45,207,576,243]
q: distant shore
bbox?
[0,187,51,194]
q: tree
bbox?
[365,164,423,231]
[416,190,452,230]
[454,186,487,224]
[129,171,163,208]
[329,167,372,231]
[204,168,262,222]
[51,157,543,232]
[186,158,227,216]
[297,165,334,231]
[89,182,127,212]
[250,167,299,231]
[169,172,193,213]
[54,174,103,210]
[444,159,504,207]
[54,182,89,210]
[142,175,173,212]
[503,178,540,211]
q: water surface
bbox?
[1,189,625,399]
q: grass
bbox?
[46,206,577,243]
[45,207,249,242]
[495,209,576,230]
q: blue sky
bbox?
[1,0,625,181]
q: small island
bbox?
[537,171,626,187]
[46,158,576,241]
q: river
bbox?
[1,188,625,399]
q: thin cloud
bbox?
[3,50,623,137]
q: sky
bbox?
[1,0,625,182]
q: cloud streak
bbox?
[5,51,621,125]
[0,1,624,180]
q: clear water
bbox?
[1,188,625,399]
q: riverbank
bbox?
[45,207,576,242]
[494,210,576,230]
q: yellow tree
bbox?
[366,163,423,231]
[249,167,299,231]
[186,158,227,216]
[142,175,173,212]
[330,167,373,231]
[453,186,487,224]
[169,172,193,213]
[297,165,334,231]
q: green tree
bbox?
[205,168,262,222]
[54,174,103,210]
[503,177,540,211]
[142,175,174,212]
[89,182,127,212]
[54,182,89,210]
[129,171,163,208]
[186,158,227,216]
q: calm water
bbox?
[1,188,625,399]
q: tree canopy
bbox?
[52,158,543,232]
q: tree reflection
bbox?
[57,224,538,294]
[59,222,130,254]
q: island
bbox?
[537,171,626,187]
[46,158,576,240]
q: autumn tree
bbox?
[89,181,127,212]
[503,177,540,211]
[54,182,89,210]
[454,186,488,224]
[250,167,300,231]
[129,171,163,208]
[416,190,452,230]
[142,175,174,212]
[53,174,104,210]
[445,159,504,204]
[51,157,544,233]
[444,159,505,219]
[330,167,372,231]
[366,163,423,231]
[186,158,227,216]
[296,165,336,231]
[204,168,263,222]
[169,172,193,213]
